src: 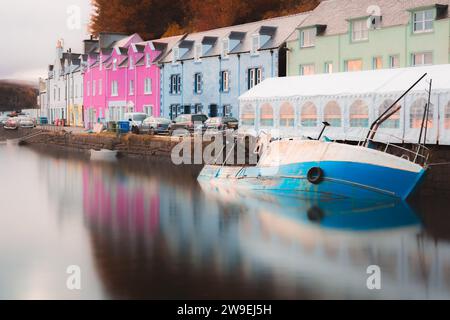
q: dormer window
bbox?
[221,38,229,58]
[194,44,202,62]
[129,56,134,69]
[146,53,151,67]
[300,28,316,48]
[172,47,180,64]
[251,35,259,55]
[351,19,369,42]
[413,9,434,33]
[113,58,117,71]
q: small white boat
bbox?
[6,139,20,146]
[90,149,118,162]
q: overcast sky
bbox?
[0,0,92,82]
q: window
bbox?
[279,102,295,127]
[222,38,229,58]
[146,53,151,67]
[410,98,433,129]
[445,102,450,130]
[194,44,202,62]
[300,64,315,75]
[241,104,255,126]
[129,56,134,69]
[373,56,383,70]
[194,73,202,94]
[349,100,369,127]
[248,68,262,89]
[172,47,180,64]
[144,105,153,116]
[345,59,363,72]
[352,19,369,41]
[144,78,152,94]
[300,102,317,127]
[412,52,433,66]
[260,103,274,127]
[113,58,117,71]
[129,80,134,95]
[413,9,434,33]
[93,80,96,96]
[325,62,333,74]
[389,55,400,68]
[251,35,259,55]
[223,105,232,117]
[300,28,316,48]
[87,81,90,96]
[379,99,400,128]
[170,74,181,94]
[324,101,342,127]
[99,79,102,95]
[220,71,230,92]
[111,81,118,96]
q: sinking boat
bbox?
[198,74,432,201]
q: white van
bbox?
[124,112,148,132]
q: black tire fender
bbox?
[307,167,324,184]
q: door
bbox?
[209,104,218,118]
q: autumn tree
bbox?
[90,0,320,40]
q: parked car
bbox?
[0,116,8,127]
[18,116,36,128]
[205,116,239,131]
[125,113,149,134]
[169,114,209,135]
[139,117,172,135]
[3,117,20,130]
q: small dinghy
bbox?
[90,149,118,162]
[6,139,20,146]
[199,74,432,201]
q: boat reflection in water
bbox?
[198,180,450,299]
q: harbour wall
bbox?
[2,128,450,198]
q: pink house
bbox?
[82,33,183,128]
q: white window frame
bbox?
[300,28,316,48]
[93,80,96,96]
[300,64,315,76]
[413,9,434,34]
[352,19,369,42]
[113,58,118,71]
[146,53,151,67]
[221,71,230,92]
[99,79,102,95]
[389,55,400,68]
[194,73,202,94]
[87,81,90,96]
[143,105,153,116]
[373,56,383,70]
[111,80,118,96]
[412,52,433,66]
[325,62,333,74]
[144,78,152,94]
[129,80,134,96]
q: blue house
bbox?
[159,13,310,120]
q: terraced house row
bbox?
[38,0,450,128]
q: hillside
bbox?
[0,80,38,112]
[90,0,320,39]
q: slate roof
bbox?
[288,0,450,40]
[161,12,311,63]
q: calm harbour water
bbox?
[1,144,450,300]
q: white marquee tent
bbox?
[239,64,450,145]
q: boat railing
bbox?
[356,129,430,166]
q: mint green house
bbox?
[287,0,450,76]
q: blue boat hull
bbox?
[198,161,426,201]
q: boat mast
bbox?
[365,73,427,146]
